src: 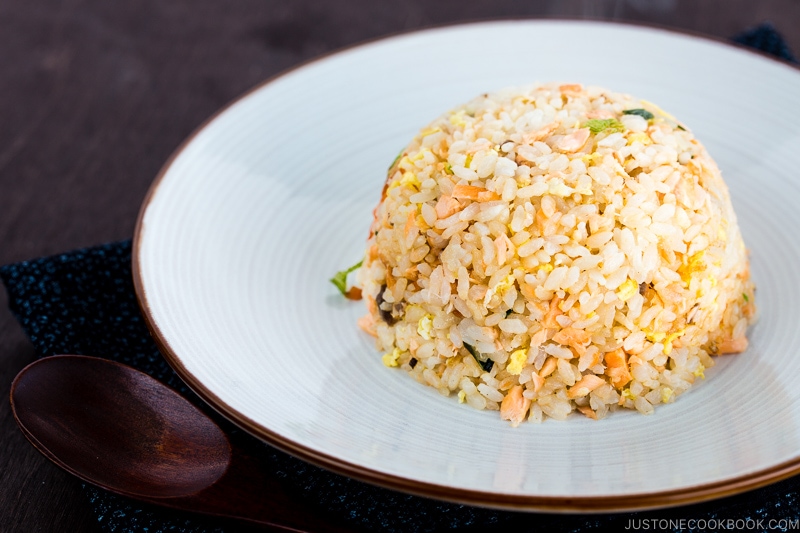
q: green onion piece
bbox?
[464,343,494,372]
[743,293,749,302]
[584,118,625,134]
[388,149,404,171]
[330,260,363,296]
[622,108,655,120]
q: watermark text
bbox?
[625,518,800,530]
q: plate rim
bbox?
[132,18,800,512]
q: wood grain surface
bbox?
[1,1,798,531]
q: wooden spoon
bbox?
[10,355,351,532]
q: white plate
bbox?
[133,20,800,511]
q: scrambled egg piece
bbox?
[548,180,575,197]
[400,171,421,190]
[678,251,706,284]
[506,349,528,375]
[581,152,603,166]
[382,347,401,367]
[643,329,666,343]
[458,390,467,403]
[616,279,638,302]
[449,110,467,127]
[387,166,422,192]
[661,387,674,403]
[693,364,706,379]
[494,274,516,296]
[663,329,685,355]
[417,314,434,340]
[627,132,652,146]
[621,388,637,401]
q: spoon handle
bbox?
[156,443,353,532]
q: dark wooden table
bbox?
[2,1,798,531]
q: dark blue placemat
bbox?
[2,23,798,533]
[733,22,798,63]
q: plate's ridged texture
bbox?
[135,21,800,510]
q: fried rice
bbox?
[355,83,756,424]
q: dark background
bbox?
[2,1,799,531]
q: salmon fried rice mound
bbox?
[355,83,756,424]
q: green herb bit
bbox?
[330,259,363,296]
[622,108,654,121]
[676,124,687,131]
[464,343,494,372]
[584,118,625,134]
[743,293,749,302]
[388,149,404,171]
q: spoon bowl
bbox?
[11,355,231,499]
[10,355,353,531]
